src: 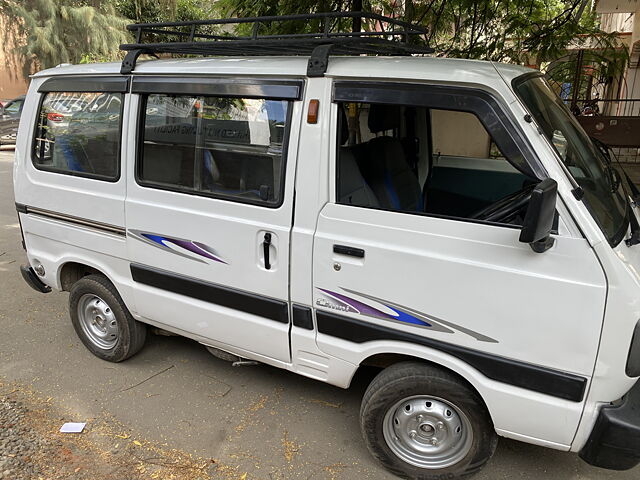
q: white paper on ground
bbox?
[59,422,86,433]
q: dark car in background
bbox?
[0,95,26,146]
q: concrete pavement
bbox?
[0,147,637,479]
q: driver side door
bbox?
[313,83,607,447]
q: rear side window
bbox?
[138,94,290,207]
[33,92,123,180]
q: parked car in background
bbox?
[0,95,26,146]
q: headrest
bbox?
[368,104,401,134]
[339,104,349,145]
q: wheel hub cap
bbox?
[383,395,473,469]
[77,294,118,350]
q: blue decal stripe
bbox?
[386,305,432,327]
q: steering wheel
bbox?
[469,183,537,223]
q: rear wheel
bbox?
[69,274,146,362]
[360,361,497,480]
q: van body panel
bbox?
[13,55,640,470]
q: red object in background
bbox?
[47,112,64,122]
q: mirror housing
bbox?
[519,178,557,253]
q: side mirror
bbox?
[519,178,557,253]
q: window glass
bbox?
[4,100,23,115]
[336,102,536,225]
[139,94,289,206]
[515,76,627,246]
[33,92,122,180]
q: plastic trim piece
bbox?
[131,77,303,100]
[130,263,289,324]
[292,304,314,330]
[20,265,51,293]
[579,380,640,470]
[38,76,130,93]
[17,205,126,236]
[315,310,587,402]
[627,320,640,377]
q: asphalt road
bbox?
[1,147,638,479]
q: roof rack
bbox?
[119,11,434,76]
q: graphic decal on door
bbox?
[316,287,497,343]
[128,230,228,265]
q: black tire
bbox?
[69,274,146,362]
[360,361,497,480]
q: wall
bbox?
[0,13,29,100]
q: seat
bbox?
[363,104,423,212]
[337,106,379,208]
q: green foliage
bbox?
[1,0,131,77]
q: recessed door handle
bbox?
[333,244,365,258]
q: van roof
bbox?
[33,56,535,86]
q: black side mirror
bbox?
[519,178,557,253]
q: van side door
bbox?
[125,77,303,363]
[312,82,607,446]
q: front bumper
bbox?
[579,379,640,470]
[20,265,51,293]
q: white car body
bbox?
[12,56,640,469]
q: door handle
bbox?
[263,232,272,270]
[333,244,365,258]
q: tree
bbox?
[213,0,626,67]
[0,0,131,77]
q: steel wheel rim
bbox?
[77,294,119,350]
[382,395,473,469]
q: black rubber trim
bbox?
[333,81,546,180]
[627,320,640,377]
[579,380,640,470]
[130,264,289,324]
[292,304,314,330]
[15,203,27,214]
[20,265,51,293]
[38,76,130,93]
[316,310,587,402]
[131,77,303,100]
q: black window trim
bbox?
[333,80,552,231]
[134,89,296,209]
[30,90,125,183]
[38,75,130,94]
[131,76,303,100]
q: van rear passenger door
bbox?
[125,77,302,363]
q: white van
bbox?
[12,12,640,480]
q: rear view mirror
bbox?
[519,178,557,253]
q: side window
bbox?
[336,102,536,225]
[33,92,123,180]
[138,94,290,207]
[4,100,23,115]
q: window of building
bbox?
[33,92,123,180]
[138,94,290,207]
[336,102,536,225]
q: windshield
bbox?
[514,75,628,247]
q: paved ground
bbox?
[1,146,639,479]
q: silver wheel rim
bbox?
[77,294,119,350]
[382,395,473,469]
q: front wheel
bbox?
[360,362,497,480]
[69,274,146,362]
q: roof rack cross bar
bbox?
[119,12,434,74]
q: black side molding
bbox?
[130,264,289,324]
[292,305,314,330]
[316,310,587,402]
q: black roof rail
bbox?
[119,11,434,76]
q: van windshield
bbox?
[514,75,628,247]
